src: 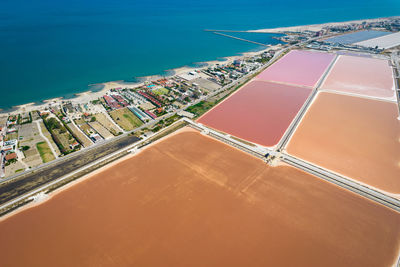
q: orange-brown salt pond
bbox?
[287,92,400,195]
[1,128,400,267]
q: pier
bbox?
[211,32,270,47]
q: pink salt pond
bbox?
[256,50,335,88]
[321,55,395,100]
[198,80,312,147]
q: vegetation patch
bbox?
[185,101,215,118]
[44,119,78,154]
[109,108,143,131]
[5,132,18,141]
[94,113,120,136]
[36,141,56,163]
[152,87,169,96]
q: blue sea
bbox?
[1,0,399,110]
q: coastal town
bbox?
[1,16,399,179]
[0,49,271,178]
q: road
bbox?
[281,154,400,212]
[184,118,271,160]
[391,52,400,118]
[276,54,339,151]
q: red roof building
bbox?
[138,91,162,107]
[5,153,17,161]
[103,95,122,110]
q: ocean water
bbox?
[1,0,399,110]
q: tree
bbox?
[47,118,61,130]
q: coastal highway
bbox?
[0,106,183,204]
[0,118,187,214]
[0,113,166,186]
[0,133,141,205]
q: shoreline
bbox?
[248,16,397,33]
[2,15,398,116]
[0,44,277,116]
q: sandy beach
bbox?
[247,18,396,33]
[1,42,280,116]
[248,17,395,33]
